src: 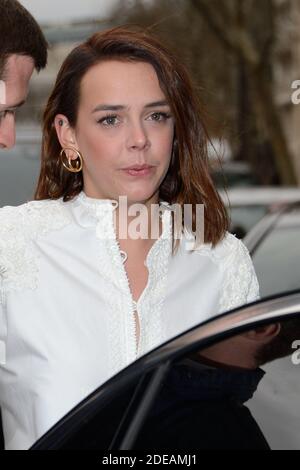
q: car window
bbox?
[252,226,300,297]
[60,383,137,450]
[30,370,157,450]
[31,315,300,450]
[134,317,300,450]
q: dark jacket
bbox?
[135,359,270,450]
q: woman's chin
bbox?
[117,187,158,205]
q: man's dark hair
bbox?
[0,0,48,79]
[256,318,300,365]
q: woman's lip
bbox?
[122,167,155,176]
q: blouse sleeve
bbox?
[218,235,260,314]
[0,277,6,366]
[0,206,10,366]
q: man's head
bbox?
[0,0,48,149]
[194,318,300,370]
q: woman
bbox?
[0,26,259,450]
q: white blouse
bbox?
[0,191,260,450]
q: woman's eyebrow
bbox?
[92,100,169,113]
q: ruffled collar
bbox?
[70,190,172,239]
[75,190,119,213]
[67,188,173,303]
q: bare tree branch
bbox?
[190,0,236,51]
[190,0,297,184]
[259,0,276,67]
[191,0,260,67]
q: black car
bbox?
[27,290,300,451]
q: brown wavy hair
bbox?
[34,25,229,249]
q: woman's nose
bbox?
[126,120,149,150]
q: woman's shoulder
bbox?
[215,231,260,310]
[213,231,251,260]
[192,231,251,265]
[0,199,73,295]
[0,197,64,216]
[0,198,71,238]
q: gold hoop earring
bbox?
[60,147,83,173]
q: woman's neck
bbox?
[115,196,162,245]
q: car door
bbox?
[31,291,300,450]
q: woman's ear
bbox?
[54,114,79,159]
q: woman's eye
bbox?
[149,112,171,122]
[96,112,171,127]
[97,115,119,126]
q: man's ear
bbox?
[243,323,281,343]
[54,114,78,160]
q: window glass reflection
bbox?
[136,318,300,450]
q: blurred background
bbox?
[1,0,300,297]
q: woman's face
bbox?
[56,60,175,204]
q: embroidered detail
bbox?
[95,208,135,375]
[73,191,173,373]
[140,209,172,355]
[69,193,137,374]
[101,208,172,371]
[0,200,72,303]
[193,232,260,314]
[216,233,260,313]
[76,191,119,212]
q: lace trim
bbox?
[139,209,172,354]
[89,202,173,372]
[193,232,260,313]
[219,235,260,313]
[0,200,72,303]
[95,208,134,375]
[75,190,119,210]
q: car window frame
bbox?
[31,290,300,450]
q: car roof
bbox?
[275,205,300,228]
[219,187,300,206]
[244,202,300,250]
